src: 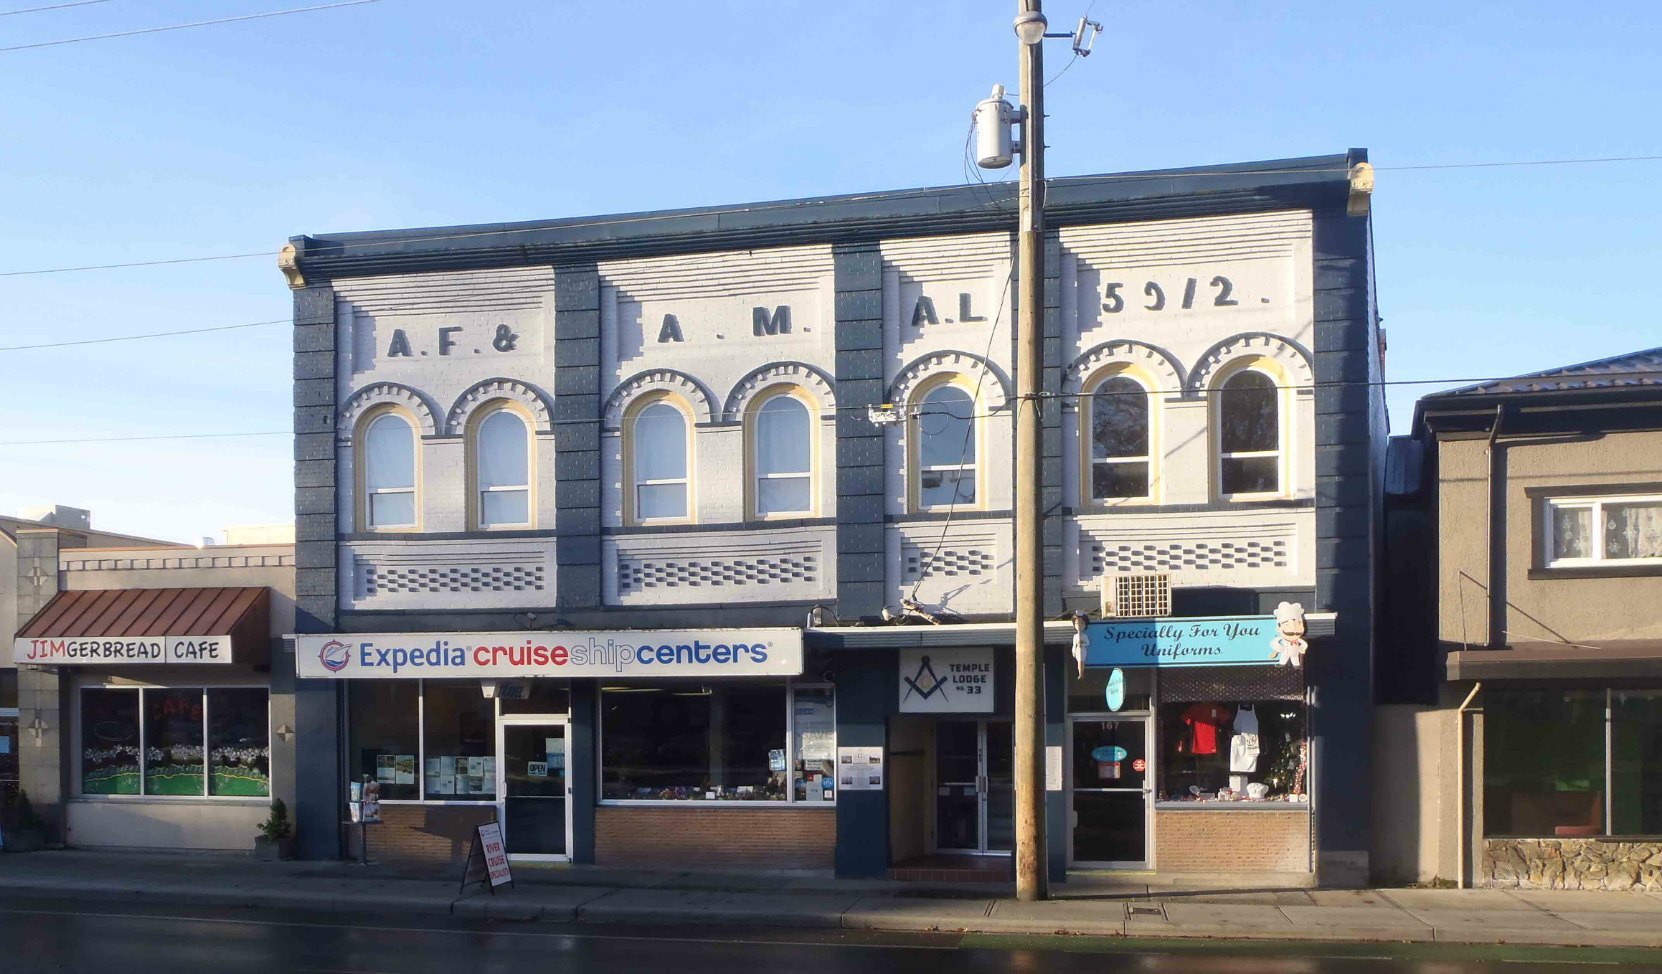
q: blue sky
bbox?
[2,0,1658,542]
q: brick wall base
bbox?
[346,803,498,865]
[595,804,835,870]
[1154,809,1311,873]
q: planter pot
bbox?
[253,836,295,861]
[2,829,46,853]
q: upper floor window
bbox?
[750,390,814,518]
[628,395,692,523]
[1216,368,1281,497]
[912,380,978,510]
[1546,494,1662,567]
[361,409,418,529]
[473,405,532,529]
[1086,373,1153,502]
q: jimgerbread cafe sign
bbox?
[14,635,233,665]
[295,629,804,679]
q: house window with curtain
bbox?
[913,382,977,510]
[629,396,691,523]
[362,410,418,529]
[1086,373,1153,502]
[1216,368,1281,497]
[751,390,813,518]
[1545,494,1662,567]
[474,405,532,528]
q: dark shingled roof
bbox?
[1429,346,1662,398]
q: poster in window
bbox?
[394,755,416,785]
[376,754,397,784]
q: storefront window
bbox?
[1157,700,1306,803]
[349,681,420,800]
[601,683,833,802]
[81,688,141,795]
[208,688,270,797]
[1612,691,1662,835]
[423,681,496,801]
[144,689,205,796]
[1484,690,1606,837]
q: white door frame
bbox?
[495,715,573,864]
[1066,714,1153,869]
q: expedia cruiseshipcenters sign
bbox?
[295,629,803,679]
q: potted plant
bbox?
[253,798,295,860]
[1,790,48,853]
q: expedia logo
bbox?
[318,639,351,672]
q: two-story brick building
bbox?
[1376,348,1662,889]
[284,151,1385,885]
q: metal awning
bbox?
[1447,640,1662,682]
[13,587,271,666]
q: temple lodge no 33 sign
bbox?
[898,648,993,713]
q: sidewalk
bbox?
[3,850,1661,948]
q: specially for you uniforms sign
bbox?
[296,629,803,679]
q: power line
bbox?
[0,0,382,53]
[0,318,287,352]
[0,0,112,17]
[7,153,1662,279]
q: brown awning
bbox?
[13,587,271,666]
[1447,640,1662,682]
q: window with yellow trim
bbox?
[628,395,692,523]
[1085,373,1154,502]
[912,380,978,510]
[1216,368,1282,497]
[750,389,814,518]
[472,404,532,529]
[361,409,418,529]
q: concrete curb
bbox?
[4,881,1662,949]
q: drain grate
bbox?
[1127,905,1165,917]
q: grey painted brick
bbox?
[835,321,883,352]
[559,367,601,397]
[294,378,334,408]
[295,460,334,489]
[1315,379,1373,416]
[1316,538,1370,570]
[294,432,333,462]
[835,290,883,321]
[295,486,336,516]
[1042,276,1060,308]
[296,570,337,598]
[1314,257,1368,293]
[1041,456,1063,487]
[1314,319,1369,352]
[837,435,883,468]
[1314,349,1371,382]
[293,596,335,633]
[556,478,600,509]
[555,309,601,340]
[556,506,599,533]
[1317,412,1372,446]
[554,337,600,367]
[1314,475,1372,510]
[295,540,334,571]
[839,494,885,524]
[296,514,335,543]
[838,377,885,405]
[1314,287,1369,323]
[556,422,600,452]
[1314,443,1372,478]
[294,323,335,353]
[554,271,600,311]
[1316,505,1371,540]
[295,350,332,380]
[293,405,333,435]
[839,552,886,583]
[554,396,598,421]
[557,571,601,609]
[836,464,884,497]
[293,287,334,325]
[837,522,884,554]
[556,534,601,565]
[836,580,886,617]
[555,450,599,480]
[835,348,884,381]
[833,245,882,291]
[1313,214,1369,261]
[836,412,877,437]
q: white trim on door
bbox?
[495,715,573,864]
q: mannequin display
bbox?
[1228,703,1260,794]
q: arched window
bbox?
[629,397,691,522]
[1217,368,1281,496]
[473,405,532,528]
[1086,374,1152,501]
[751,391,813,518]
[361,410,417,529]
[913,382,977,510]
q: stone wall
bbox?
[1484,839,1662,890]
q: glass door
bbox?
[934,719,1014,854]
[1069,716,1150,867]
[497,719,570,861]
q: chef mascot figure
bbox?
[1269,601,1308,667]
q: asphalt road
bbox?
[3,900,1661,974]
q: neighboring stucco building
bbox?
[1375,348,1662,889]
[283,151,1386,885]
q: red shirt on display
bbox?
[1181,703,1232,755]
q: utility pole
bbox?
[1012,0,1048,903]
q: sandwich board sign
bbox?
[460,820,514,894]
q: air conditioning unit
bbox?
[1101,572,1171,619]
